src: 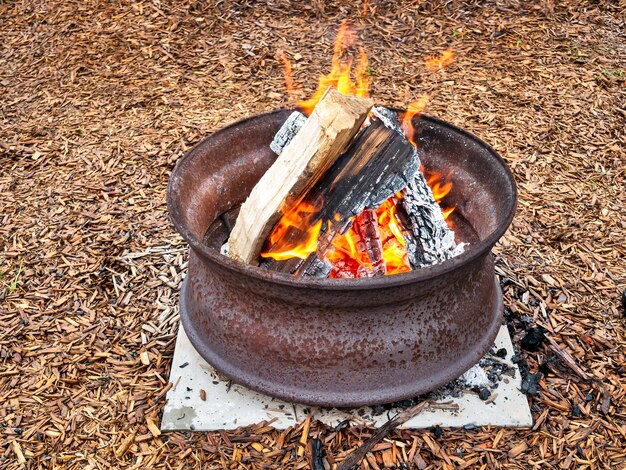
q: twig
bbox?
[336,401,429,470]
[546,335,589,380]
[546,335,611,414]
[424,401,459,411]
[485,354,516,369]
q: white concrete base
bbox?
[162,325,532,431]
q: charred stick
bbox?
[309,438,325,470]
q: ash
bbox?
[460,364,490,388]
[425,348,517,402]
[364,344,517,417]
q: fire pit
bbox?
[167,109,516,407]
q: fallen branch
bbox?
[337,401,433,470]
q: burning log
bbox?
[260,118,419,275]
[260,107,463,277]
[354,209,386,276]
[373,105,462,267]
[400,179,462,267]
[228,88,373,264]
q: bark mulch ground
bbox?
[1,0,624,468]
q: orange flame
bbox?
[428,179,453,202]
[401,95,429,145]
[264,25,457,275]
[326,197,410,278]
[296,21,370,115]
[400,96,455,223]
[425,49,455,72]
[426,170,455,221]
[375,197,411,274]
[277,50,297,101]
[261,201,323,260]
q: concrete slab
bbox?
[162,325,532,431]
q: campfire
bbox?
[226,23,463,278]
[166,20,517,406]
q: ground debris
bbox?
[521,327,547,351]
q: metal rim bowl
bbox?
[167,109,517,407]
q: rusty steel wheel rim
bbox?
[167,109,517,407]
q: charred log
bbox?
[270,111,306,155]
[261,119,418,274]
[400,178,462,267]
[373,105,463,267]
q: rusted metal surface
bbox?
[167,109,517,407]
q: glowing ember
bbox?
[326,196,411,278]
[262,23,457,276]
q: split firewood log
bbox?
[228,88,373,265]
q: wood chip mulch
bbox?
[1,0,624,468]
